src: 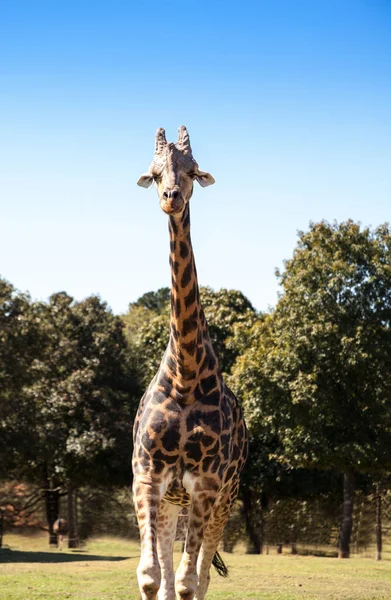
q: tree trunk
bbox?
[241,488,263,554]
[291,543,298,555]
[67,484,78,549]
[43,479,60,546]
[0,508,4,548]
[338,468,355,559]
[375,484,382,561]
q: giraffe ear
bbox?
[195,170,215,188]
[137,173,154,188]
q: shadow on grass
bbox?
[297,550,339,558]
[0,548,132,564]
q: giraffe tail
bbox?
[212,551,229,577]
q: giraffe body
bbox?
[133,127,248,600]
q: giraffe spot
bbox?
[141,432,154,451]
[211,455,220,473]
[200,355,208,372]
[201,374,217,395]
[182,308,198,336]
[193,384,203,400]
[153,449,178,463]
[221,442,230,460]
[171,324,179,340]
[181,261,192,288]
[165,400,181,413]
[187,428,204,443]
[203,477,219,491]
[166,355,177,375]
[175,297,181,317]
[174,391,188,405]
[169,257,180,275]
[171,277,179,292]
[225,466,236,481]
[150,412,167,434]
[183,370,196,381]
[207,410,221,431]
[154,460,165,474]
[202,456,214,472]
[202,435,215,448]
[205,390,220,406]
[184,283,196,308]
[203,498,213,512]
[182,340,196,356]
[208,354,217,370]
[182,208,190,229]
[184,441,203,462]
[232,445,241,461]
[170,219,178,235]
[206,440,220,456]
[179,241,189,259]
[170,240,176,253]
[161,426,180,452]
[140,456,151,468]
[186,411,204,432]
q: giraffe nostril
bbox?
[171,190,179,200]
[163,191,168,199]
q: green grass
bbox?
[1,534,391,600]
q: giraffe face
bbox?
[137,126,215,215]
[153,144,198,215]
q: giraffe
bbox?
[133,126,248,600]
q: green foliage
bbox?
[200,287,258,375]
[0,278,40,477]
[233,220,391,475]
[17,292,139,487]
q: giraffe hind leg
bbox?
[195,481,239,600]
[175,476,218,600]
[157,499,181,600]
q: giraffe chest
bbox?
[133,388,235,479]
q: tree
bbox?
[0,277,40,479]
[22,292,138,545]
[233,221,391,558]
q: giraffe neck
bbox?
[164,203,219,391]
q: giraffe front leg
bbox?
[134,476,167,600]
[157,500,181,600]
[175,480,217,600]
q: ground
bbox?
[1,534,391,600]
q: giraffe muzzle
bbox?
[160,190,184,214]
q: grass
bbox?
[1,533,391,600]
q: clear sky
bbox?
[1,0,390,314]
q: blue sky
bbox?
[1,0,390,314]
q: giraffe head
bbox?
[137,126,215,215]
